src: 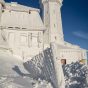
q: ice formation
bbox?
[62,62,88,88]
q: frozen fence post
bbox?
[50,42,65,88]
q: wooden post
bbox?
[50,42,65,88]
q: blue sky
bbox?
[5,0,88,50]
[61,0,88,50]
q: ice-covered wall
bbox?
[0,2,45,60]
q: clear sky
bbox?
[5,0,88,50]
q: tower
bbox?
[40,0,64,45]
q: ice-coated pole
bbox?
[50,42,65,88]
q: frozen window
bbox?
[20,34,27,46]
[55,36,57,40]
[32,37,38,47]
[38,32,42,48]
[29,11,31,14]
[54,24,56,27]
[53,9,55,13]
[2,10,4,13]
[28,33,32,47]
[61,59,66,65]
[31,33,38,47]
[8,32,15,47]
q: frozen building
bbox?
[0,0,87,64]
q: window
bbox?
[54,24,56,27]
[47,10,48,14]
[29,11,31,14]
[80,59,86,64]
[8,27,13,29]
[61,59,66,65]
[30,33,38,47]
[55,36,57,40]
[54,10,55,13]
[8,32,15,47]
[38,32,42,48]
[28,33,32,47]
[2,10,4,13]
[32,36,38,47]
[20,34,27,46]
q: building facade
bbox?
[0,0,87,64]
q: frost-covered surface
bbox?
[0,52,34,88]
[62,62,88,88]
[23,48,58,88]
[0,76,34,88]
[1,50,88,88]
[0,52,28,76]
[33,79,53,88]
[0,51,54,88]
[0,76,53,88]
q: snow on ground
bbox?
[0,51,53,88]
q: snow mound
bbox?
[33,79,53,88]
[0,52,28,76]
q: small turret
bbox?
[0,0,5,22]
[0,0,5,8]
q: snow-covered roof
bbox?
[0,2,45,31]
[6,2,40,12]
[57,42,81,50]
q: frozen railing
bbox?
[23,48,57,88]
[23,43,65,88]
